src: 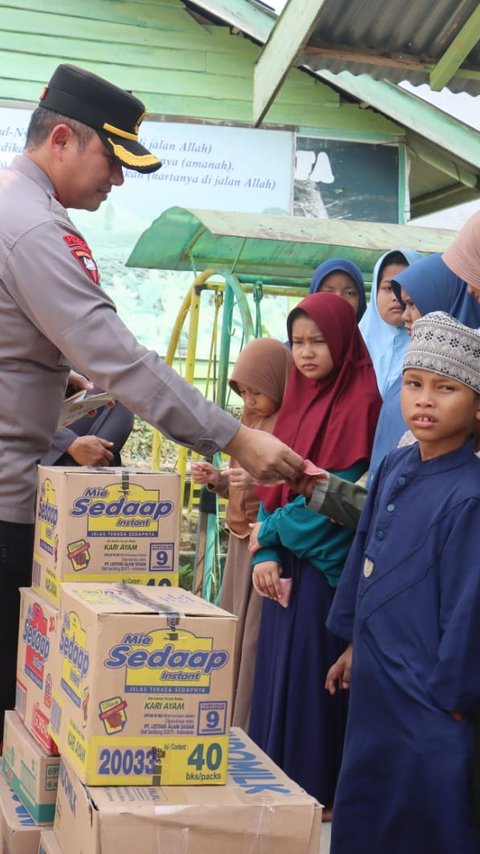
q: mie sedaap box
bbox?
[49,583,236,786]
[32,466,180,604]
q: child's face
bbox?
[236,384,278,419]
[401,367,480,460]
[318,272,359,316]
[291,315,334,380]
[400,287,422,334]
[377,263,407,327]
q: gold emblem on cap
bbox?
[135,111,147,133]
[363,558,374,578]
[106,138,160,168]
[103,122,139,142]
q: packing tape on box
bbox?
[117,583,180,629]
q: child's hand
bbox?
[325,643,353,695]
[248,522,262,555]
[252,560,283,599]
[224,467,252,490]
[287,466,329,500]
[190,461,219,485]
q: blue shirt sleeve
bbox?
[326,458,386,640]
[426,498,480,712]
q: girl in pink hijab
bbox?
[191,337,292,730]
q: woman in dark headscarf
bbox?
[310,257,367,321]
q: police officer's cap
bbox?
[39,64,161,174]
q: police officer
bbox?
[0,64,302,728]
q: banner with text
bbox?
[0,108,295,353]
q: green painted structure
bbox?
[0,0,396,129]
[1,0,479,218]
[127,206,455,283]
[127,204,457,410]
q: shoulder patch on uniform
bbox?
[63,234,99,285]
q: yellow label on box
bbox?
[57,715,229,785]
[37,478,58,557]
[89,735,229,785]
[70,482,174,538]
[33,468,180,606]
[59,611,89,709]
[104,628,226,695]
[34,563,178,606]
[49,584,234,786]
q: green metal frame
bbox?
[127,205,457,599]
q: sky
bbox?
[402,83,480,132]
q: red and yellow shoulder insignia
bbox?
[63,234,100,285]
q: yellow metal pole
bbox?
[151,268,217,473]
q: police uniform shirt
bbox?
[0,154,238,523]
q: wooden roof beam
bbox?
[253,0,327,126]
[407,132,479,189]
[412,183,480,218]
[303,43,434,72]
[304,43,480,82]
[429,5,480,91]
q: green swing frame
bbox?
[127,206,456,601]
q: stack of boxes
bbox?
[1,465,322,853]
[0,464,181,852]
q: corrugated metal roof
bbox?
[298,0,480,95]
[186,0,480,216]
[189,0,480,95]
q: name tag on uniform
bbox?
[363,558,374,578]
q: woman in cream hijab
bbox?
[443,210,480,301]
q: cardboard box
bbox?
[54,729,322,854]
[1,712,59,824]
[0,774,42,854]
[38,830,63,854]
[32,466,180,605]
[15,588,59,754]
[49,583,236,786]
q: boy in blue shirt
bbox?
[326,312,480,854]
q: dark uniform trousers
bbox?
[0,521,34,734]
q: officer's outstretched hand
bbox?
[224,424,304,483]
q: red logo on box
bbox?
[33,704,58,754]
